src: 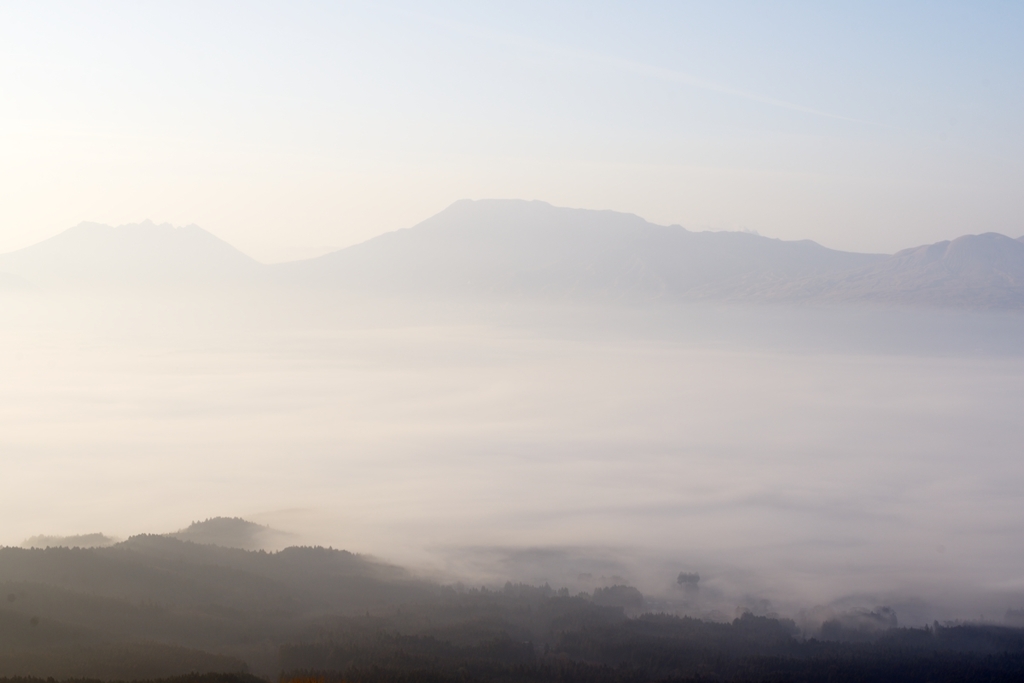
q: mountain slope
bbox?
[0,220,262,288]
[776,233,1024,308]
[275,199,885,300]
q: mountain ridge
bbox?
[2,201,1022,308]
[274,199,885,300]
[763,232,1024,308]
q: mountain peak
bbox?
[780,232,1024,308]
[885,232,1024,281]
[281,199,881,299]
[0,220,261,288]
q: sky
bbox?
[1,1,1022,262]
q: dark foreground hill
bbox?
[3,531,1024,682]
[0,534,438,678]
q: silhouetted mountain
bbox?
[276,199,884,300]
[774,232,1024,308]
[0,221,261,288]
[4,203,1024,308]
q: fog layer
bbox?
[2,291,1023,624]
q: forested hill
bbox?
[3,532,1024,681]
[0,535,439,678]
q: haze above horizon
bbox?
[7,6,1024,662]
[1,1,1022,261]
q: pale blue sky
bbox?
[1,1,1021,260]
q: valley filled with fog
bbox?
[4,289,1023,626]
[5,5,1024,679]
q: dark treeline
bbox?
[2,535,1024,681]
[280,583,1024,683]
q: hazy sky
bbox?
[1,1,1022,261]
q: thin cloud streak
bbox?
[396,6,874,126]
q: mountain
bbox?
[276,199,885,301]
[775,233,1024,308]
[0,220,262,288]
[3,203,1021,308]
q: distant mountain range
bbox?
[2,200,1023,308]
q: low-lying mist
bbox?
[2,289,1024,626]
